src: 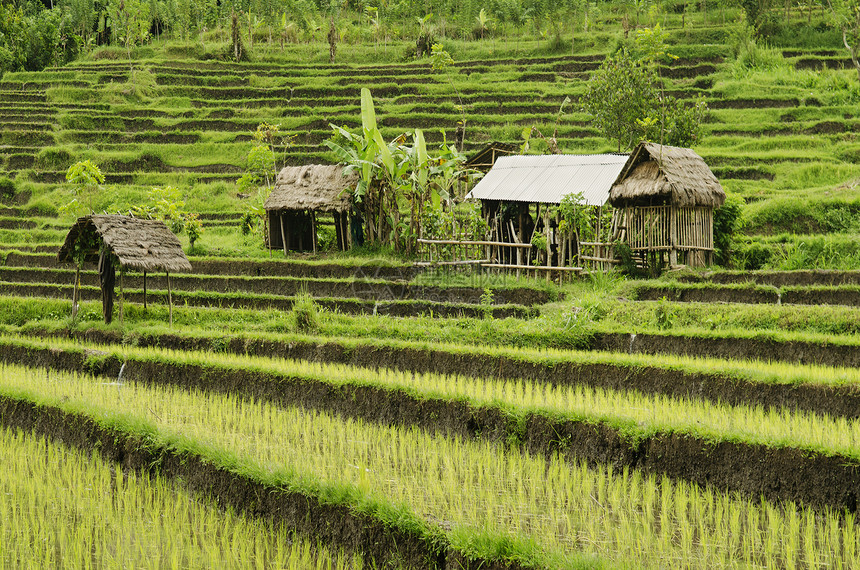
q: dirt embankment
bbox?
[0,396,533,570]
[23,329,860,421]
[634,283,860,308]
[4,339,860,515]
[682,270,860,288]
[0,282,535,319]
[0,266,552,306]
[593,331,860,368]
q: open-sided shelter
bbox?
[265,165,359,255]
[609,142,725,269]
[58,215,191,324]
[465,141,518,173]
[465,153,629,269]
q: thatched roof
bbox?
[57,215,192,273]
[609,142,725,208]
[265,165,359,213]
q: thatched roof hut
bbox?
[265,165,359,213]
[57,215,190,325]
[265,165,359,254]
[609,142,725,208]
[58,215,191,272]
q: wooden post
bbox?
[669,205,678,267]
[311,210,318,254]
[119,268,124,326]
[166,271,173,327]
[71,266,80,320]
[280,211,288,257]
[143,270,147,310]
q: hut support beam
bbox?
[143,271,147,310]
[119,268,124,326]
[166,271,173,327]
[311,210,318,254]
[669,206,678,267]
[280,212,288,257]
[71,266,80,320]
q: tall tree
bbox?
[826,0,860,82]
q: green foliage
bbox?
[713,192,745,266]
[64,160,105,215]
[580,47,707,151]
[0,178,16,203]
[654,296,675,329]
[108,0,152,58]
[290,291,321,333]
[480,287,495,319]
[131,186,203,249]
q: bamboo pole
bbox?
[119,268,124,326]
[280,211,288,257]
[71,266,80,320]
[166,271,173,327]
[143,270,147,310]
[311,210,318,254]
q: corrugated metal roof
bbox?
[465,153,629,206]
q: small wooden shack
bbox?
[608,142,725,269]
[465,153,629,270]
[264,165,359,255]
[57,215,191,324]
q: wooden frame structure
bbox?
[57,215,191,325]
[459,153,629,276]
[265,165,358,255]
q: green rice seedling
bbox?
[3,361,860,568]
[0,425,366,569]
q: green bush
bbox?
[0,177,15,202]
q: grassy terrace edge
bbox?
[0,382,588,570]
[4,335,860,514]
[20,325,860,418]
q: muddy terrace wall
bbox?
[0,396,535,570]
[0,267,553,306]
[4,340,860,514]
[19,328,860,420]
[632,284,860,307]
[0,282,537,319]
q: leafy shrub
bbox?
[713,192,745,266]
[35,147,72,170]
[0,177,15,202]
[290,291,320,333]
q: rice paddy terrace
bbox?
[4,31,860,569]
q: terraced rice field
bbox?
[2,19,860,568]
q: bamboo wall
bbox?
[616,205,714,268]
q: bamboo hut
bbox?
[608,142,725,269]
[265,165,359,255]
[465,153,629,270]
[57,215,191,325]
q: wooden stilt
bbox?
[166,271,173,327]
[280,211,288,257]
[119,268,124,326]
[72,266,80,320]
[311,210,318,254]
[143,271,147,310]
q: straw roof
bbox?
[265,165,359,213]
[609,142,725,208]
[57,215,192,273]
